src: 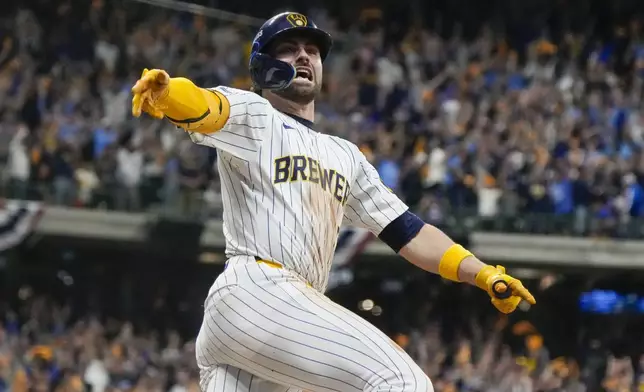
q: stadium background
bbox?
[1,0,644,390]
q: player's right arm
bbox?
[131,69,269,159]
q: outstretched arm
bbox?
[374,208,535,314]
[398,223,534,307]
[343,146,536,314]
[131,69,270,159]
[131,69,229,134]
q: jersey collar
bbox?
[281,111,315,130]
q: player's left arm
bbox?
[343,147,536,314]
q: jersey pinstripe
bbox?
[187,86,409,293]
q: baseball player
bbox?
[131,11,536,392]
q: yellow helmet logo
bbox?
[286,13,307,27]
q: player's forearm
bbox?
[398,224,488,287]
[158,77,229,133]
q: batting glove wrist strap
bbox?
[438,244,474,282]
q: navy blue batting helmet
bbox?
[249,12,333,91]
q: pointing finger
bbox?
[132,93,143,117]
[131,72,159,94]
[511,281,536,305]
[131,78,149,94]
[522,290,536,305]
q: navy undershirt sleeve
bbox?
[378,210,425,253]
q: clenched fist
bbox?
[131,68,171,119]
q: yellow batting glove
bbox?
[475,265,536,314]
[131,68,170,119]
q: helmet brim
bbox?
[260,26,333,62]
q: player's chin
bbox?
[277,81,319,104]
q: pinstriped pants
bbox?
[195,257,433,392]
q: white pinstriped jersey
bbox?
[188,86,409,292]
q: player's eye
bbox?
[305,45,320,57]
[275,44,297,56]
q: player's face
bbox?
[271,37,323,104]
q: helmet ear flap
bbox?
[249,52,296,91]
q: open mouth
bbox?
[295,67,313,81]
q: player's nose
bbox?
[294,46,311,64]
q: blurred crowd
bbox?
[1,294,642,392]
[1,0,644,237]
[404,318,644,392]
[0,297,200,392]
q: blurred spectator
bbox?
[116,138,143,212]
[7,124,30,200]
[93,145,118,210]
[176,141,208,218]
[84,353,109,392]
[141,140,166,210]
[93,123,118,162]
[52,143,77,207]
[75,162,99,207]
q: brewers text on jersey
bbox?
[273,155,351,206]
